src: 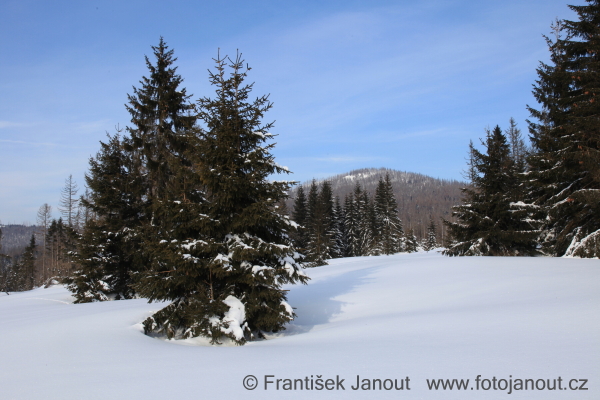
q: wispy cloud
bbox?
[0,139,56,147]
[288,155,388,164]
[0,121,35,129]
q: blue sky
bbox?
[0,0,576,224]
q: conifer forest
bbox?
[2,0,600,346]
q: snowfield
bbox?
[1,252,598,399]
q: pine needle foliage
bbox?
[526,3,600,257]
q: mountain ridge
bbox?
[288,167,465,239]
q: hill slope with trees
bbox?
[288,168,464,240]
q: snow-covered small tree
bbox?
[423,218,438,251]
[404,228,419,253]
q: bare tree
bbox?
[59,175,79,228]
[506,118,528,172]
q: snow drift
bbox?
[0,252,598,399]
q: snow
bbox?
[1,252,599,399]
[220,295,246,341]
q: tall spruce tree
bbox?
[343,191,357,256]
[375,173,404,254]
[444,126,539,256]
[69,38,197,302]
[331,196,347,258]
[136,52,308,345]
[306,181,336,266]
[291,186,309,255]
[356,188,375,256]
[125,37,197,206]
[526,4,600,257]
[68,134,144,302]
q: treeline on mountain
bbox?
[288,168,462,241]
[445,1,600,257]
[289,173,441,267]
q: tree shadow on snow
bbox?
[274,266,379,338]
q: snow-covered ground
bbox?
[1,252,598,399]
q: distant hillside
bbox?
[0,224,39,258]
[288,168,465,240]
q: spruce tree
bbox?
[356,188,375,256]
[125,37,196,206]
[343,192,357,256]
[68,134,144,302]
[306,181,336,266]
[46,218,77,278]
[136,52,308,344]
[527,4,600,257]
[331,196,347,258]
[404,228,419,253]
[21,235,37,290]
[7,235,37,292]
[424,218,438,251]
[444,126,539,256]
[375,173,404,254]
[291,186,309,255]
[69,38,197,302]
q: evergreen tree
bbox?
[331,196,347,258]
[444,126,539,256]
[306,180,319,234]
[125,37,196,207]
[306,181,336,266]
[424,218,438,251]
[68,134,144,302]
[526,5,600,257]
[0,228,11,294]
[36,204,52,283]
[46,218,78,278]
[6,235,37,292]
[69,38,196,302]
[136,52,308,345]
[404,228,419,253]
[356,188,375,256]
[343,192,357,256]
[21,235,37,290]
[375,173,404,254]
[291,185,308,254]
